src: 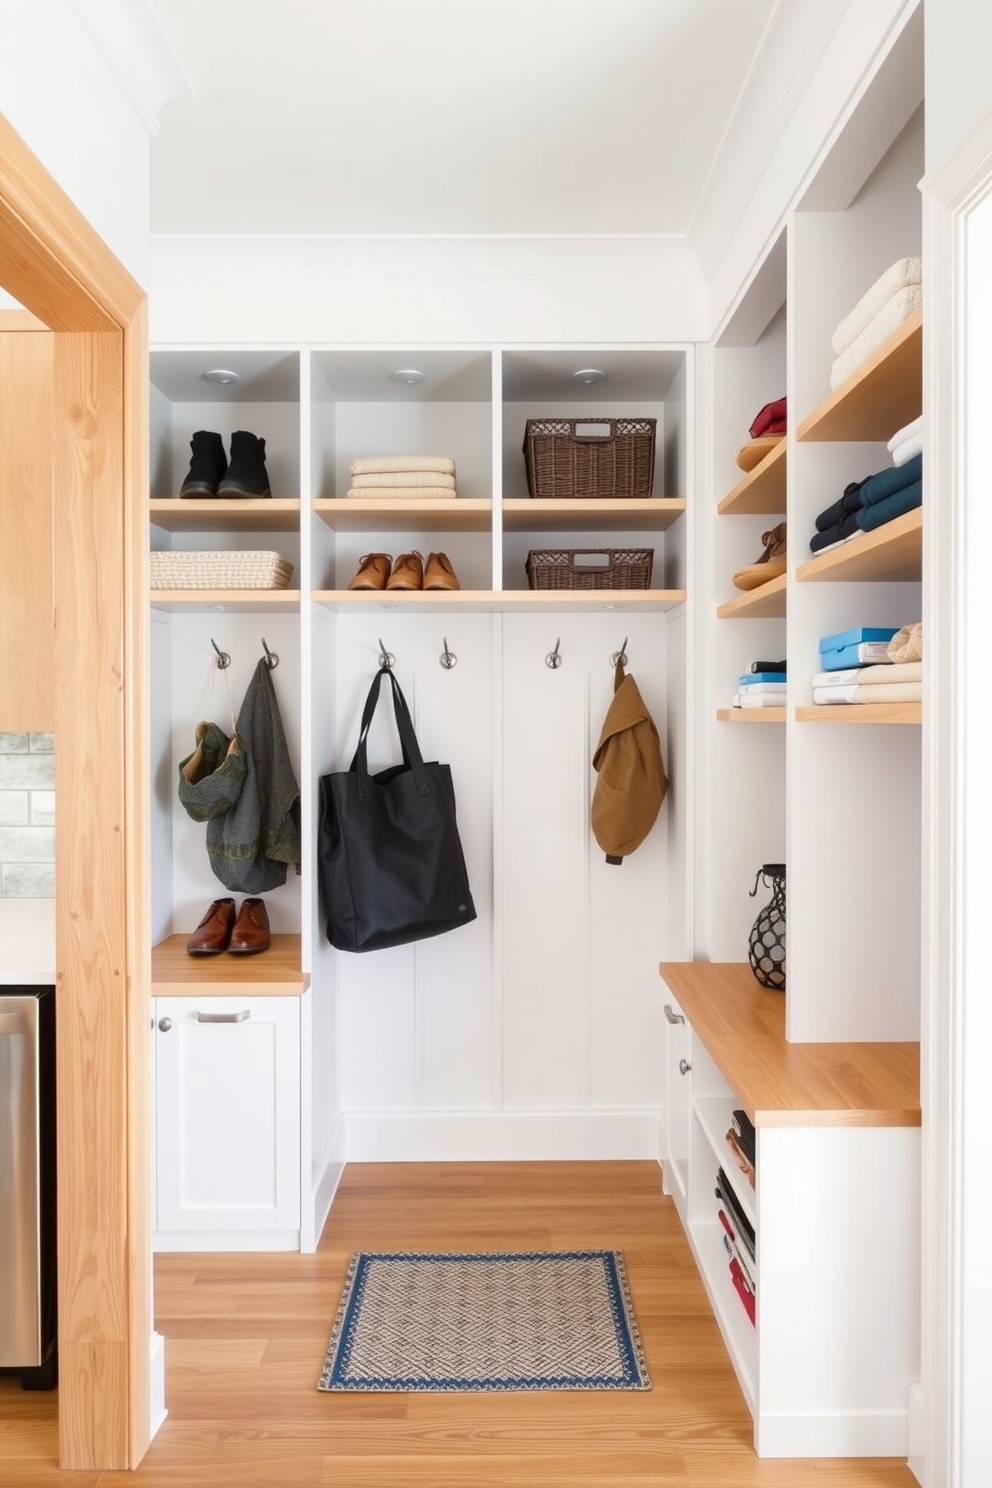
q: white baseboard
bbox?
[149,1330,167,1441]
[305,1112,347,1253]
[755,1407,908,1459]
[152,1229,300,1252]
[908,1381,925,1484]
[344,1110,662,1162]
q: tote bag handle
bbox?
[350,666,430,801]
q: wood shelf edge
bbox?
[151,932,309,996]
[796,310,922,442]
[796,703,921,724]
[716,441,787,515]
[716,574,787,619]
[796,507,922,583]
[716,707,786,722]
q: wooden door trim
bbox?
[0,108,150,1469]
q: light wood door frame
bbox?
[0,110,150,1469]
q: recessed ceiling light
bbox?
[573,368,606,386]
[390,368,425,386]
[203,368,241,386]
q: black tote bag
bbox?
[317,666,477,952]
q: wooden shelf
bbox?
[149,589,301,612]
[716,707,785,723]
[716,574,786,619]
[796,310,922,442]
[314,498,491,532]
[659,961,920,1128]
[796,703,921,724]
[796,507,921,582]
[717,441,786,516]
[149,498,301,532]
[152,933,309,996]
[312,587,686,613]
[502,497,686,531]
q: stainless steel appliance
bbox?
[0,985,57,1388]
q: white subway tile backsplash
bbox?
[0,825,55,862]
[0,732,30,753]
[0,738,55,896]
[29,733,54,753]
[30,791,55,826]
[0,791,30,825]
[0,754,55,789]
[2,862,55,897]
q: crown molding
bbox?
[69,0,192,136]
[149,234,705,286]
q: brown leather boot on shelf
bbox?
[423,551,461,591]
[347,552,392,590]
[386,551,424,590]
[228,897,271,955]
[186,898,236,955]
[732,521,787,591]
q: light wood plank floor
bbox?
[1,1161,919,1487]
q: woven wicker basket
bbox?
[149,551,295,590]
[523,417,656,499]
[525,548,654,591]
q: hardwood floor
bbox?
[1,1161,918,1487]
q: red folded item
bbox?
[729,1257,756,1325]
[749,397,787,438]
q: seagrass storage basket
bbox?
[523,417,657,499]
[149,550,295,590]
[525,547,654,591]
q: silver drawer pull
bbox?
[663,1003,685,1026]
[194,1009,251,1024]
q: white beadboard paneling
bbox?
[345,1110,662,1162]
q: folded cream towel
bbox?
[350,455,455,477]
[855,660,922,685]
[853,680,922,703]
[830,285,923,391]
[887,621,922,663]
[345,486,456,500]
[831,257,922,356]
[351,470,456,489]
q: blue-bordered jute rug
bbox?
[318,1249,651,1392]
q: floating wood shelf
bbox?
[796,507,922,583]
[796,703,921,724]
[314,498,491,532]
[149,589,301,612]
[312,588,687,614]
[797,310,922,442]
[149,498,301,532]
[659,961,920,1127]
[716,573,786,619]
[717,441,786,515]
[152,933,309,996]
[716,707,786,723]
[502,497,686,532]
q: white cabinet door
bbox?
[153,995,300,1247]
[661,992,691,1218]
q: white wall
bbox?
[925,0,992,167]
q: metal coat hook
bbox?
[545,637,562,670]
[210,638,231,670]
[439,637,457,670]
[260,637,279,670]
[610,636,629,668]
[378,637,395,671]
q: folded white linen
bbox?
[887,621,922,663]
[831,257,922,355]
[813,684,860,704]
[350,455,455,476]
[887,415,923,452]
[890,431,924,466]
[345,486,456,500]
[351,470,456,489]
[829,285,922,391]
[853,680,922,703]
[811,668,866,688]
[856,660,922,685]
[740,689,787,708]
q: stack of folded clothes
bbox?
[735,396,786,472]
[732,660,786,710]
[715,1166,756,1326]
[813,623,923,706]
[888,414,923,466]
[809,444,922,554]
[347,454,457,499]
[726,1108,756,1189]
[829,256,922,391]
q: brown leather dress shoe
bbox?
[732,521,787,591]
[423,551,461,591]
[386,551,424,590]
[186,898,236,955]
[228,897,271,955]
[347,553,392,590]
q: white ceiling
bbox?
[147,0,780,237]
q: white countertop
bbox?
[0,899,56,984]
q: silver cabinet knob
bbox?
[678,1057,691,1076]
[158,1017,172,1033]
[663,1002,686,1026]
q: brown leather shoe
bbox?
[423,551,461,591]
[186,898,236,955]
[386,551,424,590]
[347,553,392,590]
[228,897,271,955]
[732,521,787,591]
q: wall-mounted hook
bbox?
[210,638,231,670]
[545,637,562,670]
[378,637,395,671]
[260,637,279,670]
[610,636,629,668]
[439,637,457,670]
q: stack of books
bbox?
[812,627,920,707]
[732,658,786,710]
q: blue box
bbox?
[818,625,899,654]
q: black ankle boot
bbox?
[218,431,271,499]
[179,430,227,498]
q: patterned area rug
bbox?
[318,1249,651,1392]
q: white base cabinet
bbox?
[152,994,301,1251]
